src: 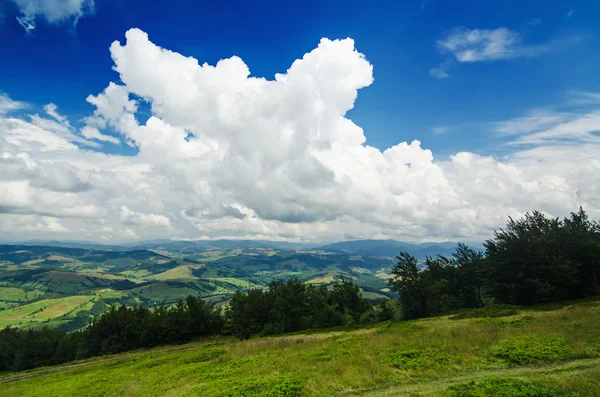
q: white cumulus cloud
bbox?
[0,28,598,243]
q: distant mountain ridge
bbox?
[5,238,482,258]
[319,239,483,259]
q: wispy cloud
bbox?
[429,59,452,79]
[494,110,570,137]
[567,91,600,106]
[430,27,580,78]
[527,18,542,27]
[509,112,600,145]
[494,98,600,146]
[12,0,96,34]
[428,67,448,79]
[0,93,26,115]
[81,126,120,144]
[438,27,545,63]
[432,125,449,134]
[44,103,68,124]
[567,8,574,18]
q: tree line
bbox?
[0,277,390,371]
[1,207,598,372]
[389,208,600,319]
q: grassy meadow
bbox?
[1,297,599,396]
[0,296,94,328]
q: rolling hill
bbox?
[0,243,397,331]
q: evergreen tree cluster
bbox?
[226,277,384,340]
[0,295,222,371]
[390,208,600,319]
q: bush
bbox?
[204,376,302,397]
[508,315,536,327]
[387,348,450,370]
[491,336,573,365]
[181,347,226,364]
[443,377,561,396]
[359,309,380,324]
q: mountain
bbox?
[9,239,314,252]
[319,239,483,259]
[7,238,482,258]
[9,240,127,251]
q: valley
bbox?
[0,239,439,330]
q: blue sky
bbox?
[0,0,599,243]
[2,0,598,156]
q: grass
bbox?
[0,287,44,302]
[118,269,153,279]
[442,377,561,396]
[1,297,599,396]
[208,277,263,289]
[0,296,93,328]
[149,266,199,281]
[128,284,201,304]
[306,271,347,284]
[448,305,520,320]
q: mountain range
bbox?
[5,238,483,259]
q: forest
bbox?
[391,208,600,319]
[1,207,598,373]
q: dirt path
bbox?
[341,358,600,396]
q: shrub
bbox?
[181,347,226,364]
[443,377,561,396]
[490,336,573,365]
[387,348,450,370]
[508,315,536,327]
[204,376,302,397]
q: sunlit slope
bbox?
[1,297,599,396]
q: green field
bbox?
[118,269,153,279]
[1,297,599,396]
[208,277,263,289]
[149,265,204,281]
[128,284,202,304]
[0,296,93,328]
[0,287,44,302]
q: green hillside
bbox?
[1,297,599,397]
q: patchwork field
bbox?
[0,296,93,328]
[0,243,397,330]
[1,297,598,396]
[0,287,44,302]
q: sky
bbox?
[0,0,599,243]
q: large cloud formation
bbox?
[1,29,598,243]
